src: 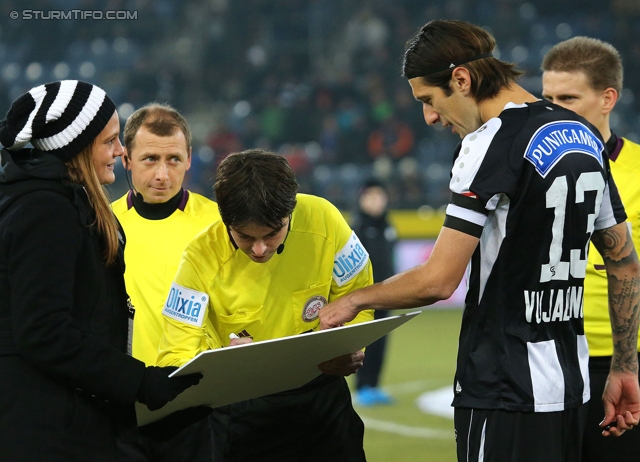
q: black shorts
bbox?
[210,374,366,462]
[454,405,588,462]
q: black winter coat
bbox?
[351,209,397,283]
[0,149,145,461]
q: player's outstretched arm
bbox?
[319,227,479,329]
[592,221,640,436]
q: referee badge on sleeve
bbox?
[162,282,208,327]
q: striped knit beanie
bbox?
[0,80,116,162]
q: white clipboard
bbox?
[136,310,421,425]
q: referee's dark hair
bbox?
[215,149,298,230]
[402,19,523,103]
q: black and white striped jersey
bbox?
[447,100,626,413]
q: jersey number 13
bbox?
[540,172,604,283]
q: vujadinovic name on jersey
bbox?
[524,286,583,324]
[524,121,604,177]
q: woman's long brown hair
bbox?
[66,143,119,266]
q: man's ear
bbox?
[186,146,192,171]
[122,147,131,170]
[451,67,472,95]
[601,87,618,116]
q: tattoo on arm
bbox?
[593,225,640,374]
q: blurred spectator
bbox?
[367,115,415,161]
[351,178,397,407]
[5,0,640,209]
[345,8,390,53]
[207,122,243,167]
[339,116,371,164]
[318,115,341,164]
[258,95,287,146]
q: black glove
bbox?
[137,366,203,411]
[138,406,213,441]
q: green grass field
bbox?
[347,307,463,462]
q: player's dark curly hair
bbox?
[214,149,298,230]
[402,20,523,102]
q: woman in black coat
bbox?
[0,81,200,461]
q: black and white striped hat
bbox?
[0,80,116,162]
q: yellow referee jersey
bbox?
[157,193,374,367]
[584,137,640,356]
[113,190,220,365]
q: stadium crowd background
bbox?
[2,0,640,210]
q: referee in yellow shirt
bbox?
[542,37,640,460]
[158,149,373,462]
[113,104,220,461]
